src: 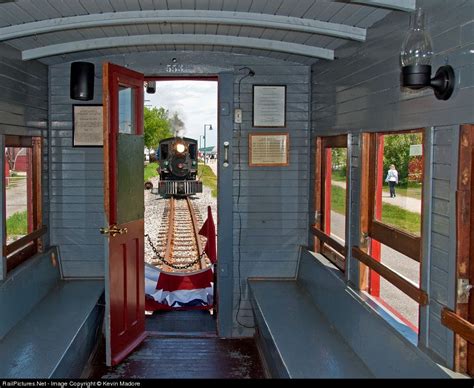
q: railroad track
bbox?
[151,197,209,272]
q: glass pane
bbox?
[369,241,420,331]
[119,86,135,134]
[325,147,347,245]
[376,133,423,236]
[5,147,32,244]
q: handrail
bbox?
[4,226,47,256]
[442,308,474,344]
[311,225,347,257]
[352,246,428,305]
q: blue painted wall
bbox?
[310,0,474,368]
[48,53,311,337]
[231,64,311,336]
[0,43,49,280]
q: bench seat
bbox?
[0,279,103,378]
[249,280,373,378]
[249,249,457,378]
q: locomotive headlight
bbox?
[175,143,186,153]
[164,161,169,166]
[192,161,197,166]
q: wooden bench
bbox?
[249,249,454,378]
[0,249,103,378]
[250,279,373,378]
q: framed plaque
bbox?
[249,132,289,167]
[253,85,286,128]
[72,104,103,147]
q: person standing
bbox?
[385,164,399,198]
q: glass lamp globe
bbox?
[400,8,433,68]
[399,8,455,100]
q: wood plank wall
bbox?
[231,64,311,336]
[0,43,48,279]
[310,0,474,368]
[48,53,311,338]
[49,61,104,278]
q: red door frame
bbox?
[103,63,146,366]
[369,136,384,297]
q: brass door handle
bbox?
[100,225,128,237]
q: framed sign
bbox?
[249,132,289,167]
[72,104,103,147]
[253,85,286,128]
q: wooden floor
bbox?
[145,309,217,334]
[88,311,266,379]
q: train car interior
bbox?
[0,0,473,380]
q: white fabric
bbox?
[144,263,213,307]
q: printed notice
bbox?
[253,85,286,127]
[73,105,103,147]
[249,133,289,166]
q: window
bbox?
[354,130,427,331]
[3,135,45,272]
[312,135,348,271]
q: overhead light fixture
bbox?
[400,7,455,100]
[146,80,156,94]
[70,62,95,101]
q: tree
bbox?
[5,147,22,171]
[143,107,174,150]
[382,133,422,186]
[331,148,347,176]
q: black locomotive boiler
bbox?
[156,137,202,196]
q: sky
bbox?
[145,80,218,150]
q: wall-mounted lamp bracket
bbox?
[402,64,455,100]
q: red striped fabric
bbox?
[156,268,213,292]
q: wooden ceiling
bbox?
[0,0,414,64]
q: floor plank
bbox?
[90,336,265,379]
[145,310,216,334]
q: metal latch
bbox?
[314,211,321,223]
[223,141,230,167]
[457,278,473,304]
[100,225,128,237]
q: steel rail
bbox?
[186,197,206,270]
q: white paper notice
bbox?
[73,105,103,146]
[253,86,286,127]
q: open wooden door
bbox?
[102,63,146,366]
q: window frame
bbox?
[367,130,424,262]
[353,129,428,309]
[3,135,46,272]
[312,134,348,271]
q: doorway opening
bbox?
[142,77,219,334]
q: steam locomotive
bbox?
[155,137,202,196]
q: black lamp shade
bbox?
[70,62,94,101]
[402,65,431,89]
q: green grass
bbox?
[331,169,347,182]
[331,185,420,235]
[380,202,421,235]
[6,210,28,236]
[330,184,347,215]
[198,163,217,198]
[144,162,159,182]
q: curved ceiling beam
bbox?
[351,0,415,12]
[0,10,366,42]
[21,34,334,61]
